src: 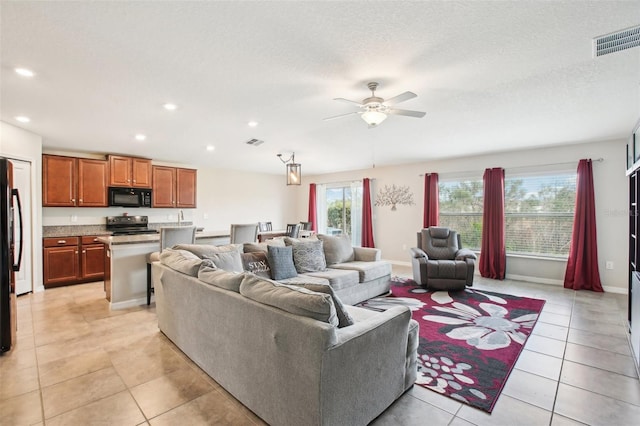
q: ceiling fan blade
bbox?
[323,111,361,121]
[384,91,417,106]
[388,108,426,118]
[333,97,363,106]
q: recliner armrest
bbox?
[410,247,428,260]
[455,248,477,261]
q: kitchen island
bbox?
[98,230,230,309]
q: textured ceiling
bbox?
[1,1,639,176]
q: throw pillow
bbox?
[288,281,353,328]
[198,263,245,292]
[239,274,338,326]
[203,250,244,273]
[241,252,271,278]
[317,233,354,265]
[173,243,243,258]
[267,245,297,280]
[289,239,326,273]
[159,248,203,276]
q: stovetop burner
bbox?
[106,215,158,235]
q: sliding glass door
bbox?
[316,181,363,246]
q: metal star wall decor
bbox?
[374,184,415,211]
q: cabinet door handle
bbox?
[133,179,136,183]
[79,199,83,202]
[83,250,86,253]
[75,251,78,254]
[93,238,98,242]
[57,240,66,244]
[71,198,75,202]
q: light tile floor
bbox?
[1,266,639,425]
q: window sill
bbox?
[470,250,568,262]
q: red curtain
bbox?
[480,168,506,279]
[564,159,603,292]
[423,173,439,228]
[362,178,375,248]
[308,183,317,232]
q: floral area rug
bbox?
[357,277,545,412]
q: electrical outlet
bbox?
[203,213,209,220]
[70,215,78,223]
[606,261,614,270]
[402,244,407,251]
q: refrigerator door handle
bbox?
[11,188,23,272]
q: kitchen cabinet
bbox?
[108,155,152,188]
[43,236,106,288]
[152,166,197,208]
[43,155,109,207]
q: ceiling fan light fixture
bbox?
[361,110,387,127]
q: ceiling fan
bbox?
[324,82,426,127]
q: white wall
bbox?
[0,121,44,292]
[300,139,628,293]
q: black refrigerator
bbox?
[0,157,23,352]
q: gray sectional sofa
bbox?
[151,235,418,425]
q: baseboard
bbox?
[387,260,411,267]
[505,273,564,286]
[33,285,45,293]
[110,297,148,310]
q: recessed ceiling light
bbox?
[15,68,35,78]
[135,134,147,141]
[15,116,30,123]
[163,103,177,111]
[206,145,215,152]
[248,121,258,127]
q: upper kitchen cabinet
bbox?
[108,155,152,188]
[152,166,197,208]
[43,155,109,207]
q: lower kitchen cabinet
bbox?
[43,236,106,288]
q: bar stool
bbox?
[146,226,196,305]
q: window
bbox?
[504,172,576,257]
[316,181,363,246]
[438,178,483,250]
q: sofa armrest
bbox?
[455,248,477,261]
[353,246,381,261]
[410,247,428,260]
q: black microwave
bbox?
[108,187,152,208]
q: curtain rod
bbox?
[418,158,604,177]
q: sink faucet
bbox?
[178,209,184,225]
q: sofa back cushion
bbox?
[267,245,297,280]
[286,239,327,273]
[159,248,204,276]
[317,234,354,265]
[239,274,338,326]
[198,264,245,292]
[241,252,271,278]
[243,239,286,253]
[173,243,243,258]
[287,281,353,328]
[204,250,244,273]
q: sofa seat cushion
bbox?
[304,268,359,291]
[426,259,468,280]
[279,274,329,286]
[239,274,338,326]
[330,261,392,283]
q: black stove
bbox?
[106,215,159,236]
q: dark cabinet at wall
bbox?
[152,166,197,208]
[626,118,640,370]
[43,155,109,207]
[108,155,152,188]
[43,236,106,288]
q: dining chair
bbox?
[230,223,259,244]
[299,221,313,231]
[286,223,301,238]
[258,221,273,232]
[147,226,197,305]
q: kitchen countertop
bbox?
[97,230,230,246]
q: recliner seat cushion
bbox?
[426,259,469,280]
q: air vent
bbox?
[594,25,640,57]
[245,138,264,146]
